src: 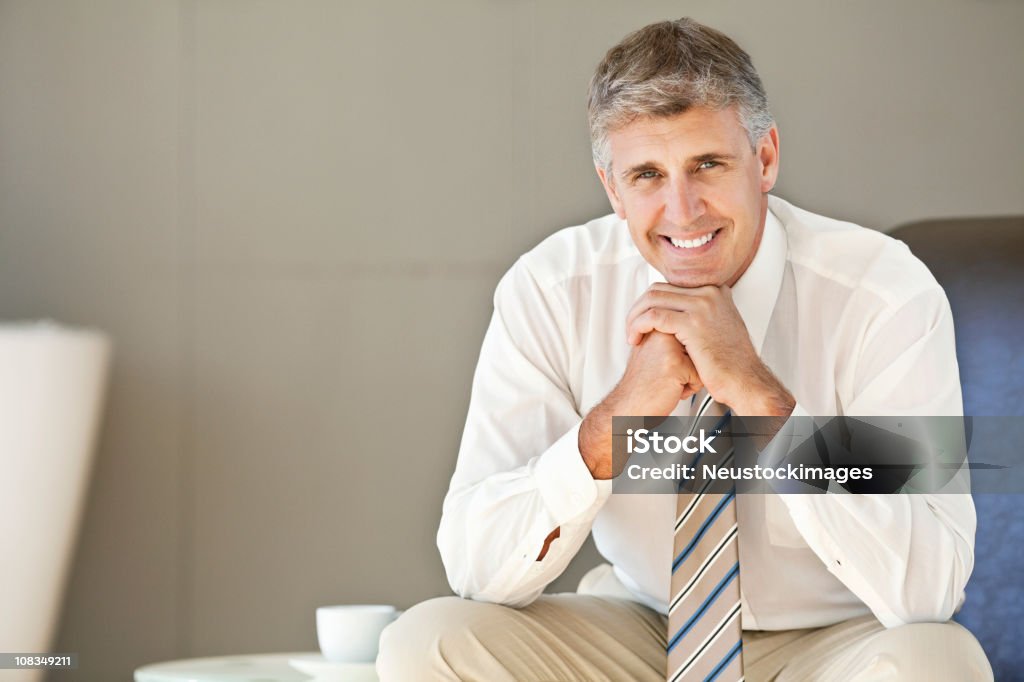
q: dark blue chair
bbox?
[892,216,1024,681]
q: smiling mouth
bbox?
[663,228,722,250]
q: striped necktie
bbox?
[667,390,744,682]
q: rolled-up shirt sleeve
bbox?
[437,258,612,607]
[779,286,976,627]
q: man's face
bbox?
[596,105,780,288]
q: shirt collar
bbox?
[645,205,787,355]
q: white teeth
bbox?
[669,231,715,249]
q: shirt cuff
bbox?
[533,421,613,525]
[754,400,813,472]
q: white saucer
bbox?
[288,654,379,681]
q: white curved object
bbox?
[0,322,111,682]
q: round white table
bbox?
[134,652,379,682]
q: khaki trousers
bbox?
[376,594,992,681]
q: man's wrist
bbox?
[579,385,642,480]
[728,370,795,417]
[579,404,614,480]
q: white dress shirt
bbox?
[437,195,975,631]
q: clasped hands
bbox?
[579,283,795,479]
[625,282,793,417]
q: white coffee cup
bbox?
[316,604,401,663]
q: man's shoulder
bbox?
[771,196,942,308]
[515,212,638,289]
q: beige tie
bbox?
[667,390,744,682]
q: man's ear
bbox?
[596,164,627,219]
[758,126,781,194]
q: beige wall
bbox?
[0,1,1020,680]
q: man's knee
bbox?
[376,596,512,682]
[854,621,992,682]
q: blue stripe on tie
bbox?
[704,640,743,682]
[691,412,730,466]
[666,562,740,654]
[672,491,736,573]
[691,448,707,470]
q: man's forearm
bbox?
[579,400,617,480]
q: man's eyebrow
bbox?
[618,162,660,181]
[692,152,738,164]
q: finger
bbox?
[627,308,692,345]
[626,293,693,343]
[626,284,719,333]
[680,377,704,401]
[628,286,691,318]
[625,294,658,338]
[627,310,663,345]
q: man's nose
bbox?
[663,176,706,226]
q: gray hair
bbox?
[587,18,774,173]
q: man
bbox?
[377,17,992,681]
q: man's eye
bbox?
[636,170,659,180]
[697,161,719,170]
